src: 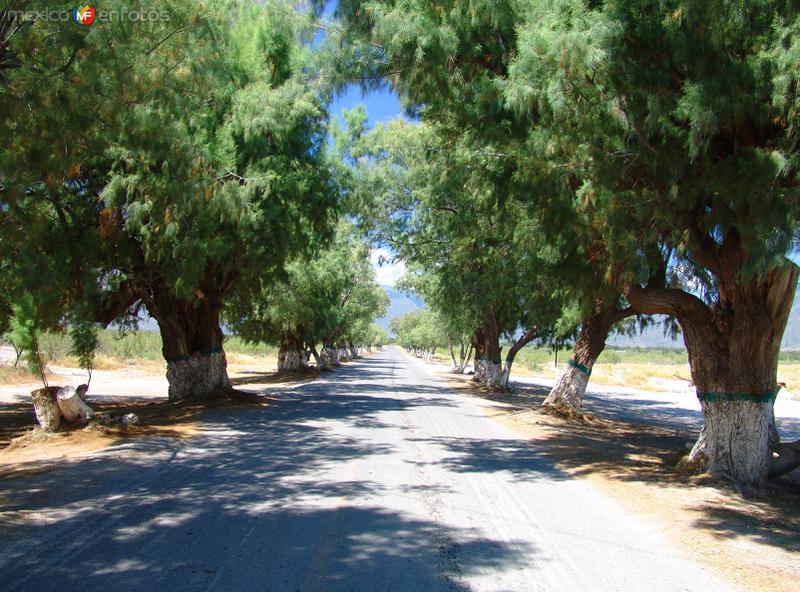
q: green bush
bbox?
[38,331,71,364]
[97,330,163,361]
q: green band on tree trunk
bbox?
[698,388,780,404]
[568,358,592,376]
[166,346,224,364]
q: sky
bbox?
[315,0,408,286]
[330,86,403,127]
[329,85,408,286]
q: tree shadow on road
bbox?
[0,388,537,591]
[455,380,800,556]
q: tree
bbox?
[324,1,651,400]
[69,318,99,388]
[228,223,387,369]
[391,310,447,360]
[506,0,800,487]
[6,294,48,388]
[1,0,337,401]
[328,0,800,487]
[365,324,388,349]
[345,113,564,388]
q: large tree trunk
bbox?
[449,341,472,373]
[543,302,633,410]
[320,343,338,367]
[500,328,538,388]
[473,311,503,389]
[147,285,231,402]
[625,262,799,489]
[278,330,307,372]
[308,344,323,367]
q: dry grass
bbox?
[588,363,692,389]
[776,364,800,401]
[227,352,277,369]
[512,360,800,395]
[0,364,39,385]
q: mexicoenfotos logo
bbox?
[73,5,96,26]
[7,6,170,24]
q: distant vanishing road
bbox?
[0,347,738,592]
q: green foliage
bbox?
[97,330,163,362]
[1,0,338,361]
[6,295,48,387]
[513,345,692,371]
[391,310,449,355]
[29,329,279,362]
[70,319,100,384]
[227,222,387,349]
[343,112,566,348]
[505,0,800,293]
[365,324,388,348]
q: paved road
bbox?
[0,348,736,591]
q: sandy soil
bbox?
[0,353,319,476]
[434,368,800,592]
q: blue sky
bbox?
[318,0,404,128]
[313,0,408,285]
[330,83,408,286]
[329,86,403,127]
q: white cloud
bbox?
[370,247,406,287]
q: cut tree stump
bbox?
[31,387,62,432]
[56,385,94,423]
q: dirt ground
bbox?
[439,371,800,592]
[0,353,319,477]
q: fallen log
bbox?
[56,385,94,423]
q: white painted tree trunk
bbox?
[703,400,771,488]
[473,358,486,384]
[31,387,61,432]
[543,365,590,409]
[166,350,230,402]
[278,349,307,371]
[349,347,358,359]
[337,347,350,361]
[475,359,503,389]
[687,425,707,465]
[56,386,94,423]
[499,361,513,389]
[321,346,338,367]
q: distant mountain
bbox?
[608,286,800,351]
[119,284,800,351]
[375,285,425,334]
[607,316,683,349]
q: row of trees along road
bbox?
[0,2,385,408]
[323,0,800,488]
[226,221,388,370]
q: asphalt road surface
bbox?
[0,347,737,591]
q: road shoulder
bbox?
[435,366,800,592]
